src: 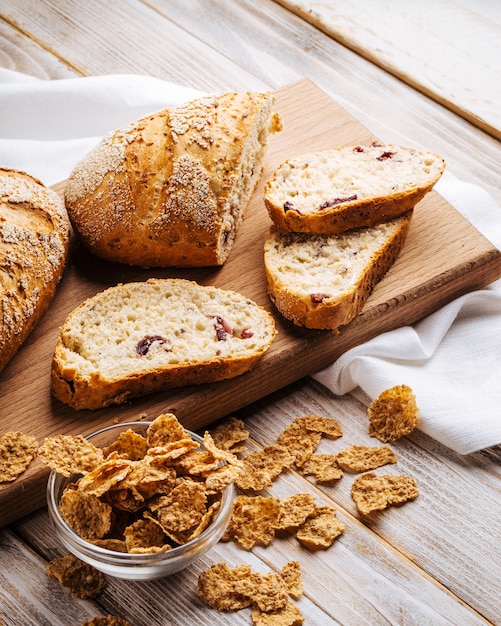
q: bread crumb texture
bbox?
[264,213,411,329]
[265,143,445,214]
[0,168,70,371]
[51,278,276,409]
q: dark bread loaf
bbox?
[64,91,282,267]
[0,169,70,373]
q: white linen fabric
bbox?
[1,70,500,455]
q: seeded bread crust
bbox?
[51,278,276,410]
[263,213,412,331]
[0,169,71,373]
[264,144,444,234]
[64,92,282,268]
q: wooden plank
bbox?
[0,528,106,625]
[11,380,496,624]
[239,379,501,624]
[1,77,501,527]
[274,0,501,140]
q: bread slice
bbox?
[51,278,276,410]
[263,213,412,331]
[64,91,282,268]
[264,144,444,234]
[0,168,70,373]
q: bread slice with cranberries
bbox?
[263,213,412,331]
[51,278,276,409]
[264,144,444,234]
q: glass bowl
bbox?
[47,421,234,580]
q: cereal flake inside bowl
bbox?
[45,415,238,580]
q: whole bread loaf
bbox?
[264,144,444,234]
[263,213,412,331]
[51,278,276,410]
[0,169,70,373]
[64,91,281,267]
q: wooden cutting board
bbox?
[1,78,500,527]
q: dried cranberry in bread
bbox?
[263,213,412,331]
[0,169,70,373]
[64,91,282,267]
[51,278,276,410]
[264,144,444,234]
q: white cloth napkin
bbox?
[313,172,501,455]
[1,70,500,455]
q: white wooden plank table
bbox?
[275,0,501,140]
[0,2,500,625]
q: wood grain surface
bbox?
[274,0,501,140]
[1,77,500,527]
[1,2,501,625]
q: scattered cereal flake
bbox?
[276,418,322,467]
[367,385,419,442]
[203,432,244,468]
[351,472,419,515]
[248,571,289,612]
[245,444,295,479]
[149,479,207,532]
[251,598,305,626]
[236,444,294,491]
[123,518,166,552]
[77,458,135,497]
[209,417,250,453]
[0,431,39,482]
[38,434,103,477]
[46,553,105,598]
[60,489,112,540]
[103,428,148,460]
[296,415,343,439]
[222,495,281,550]
[274,493,316,531]
[205,464,242,493]
[81,617,131,626]
[197,562,255,610]
[296,505,346,549]
[336,445,397,472]
[280,561,303,600]
[236,460,274,491]
[300,454,343,482]
[146,413,188,448]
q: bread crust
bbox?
[64,92,281,267]
[264,213,412,331]
[51,278,276,410]
[264,145,444,234]
[0,169,70,373]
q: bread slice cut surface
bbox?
[263,213,412,331]
[264,144,444,234]
[51,279,276,410]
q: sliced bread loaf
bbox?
[51,278,276,409]
[64,91,282,268]
[264,144,444,234]
[263,213,412,331]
